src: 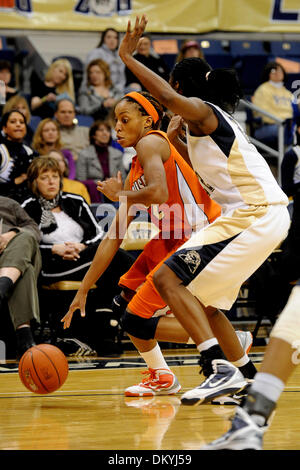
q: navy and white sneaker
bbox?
[181,359,248,406]
[211,381,253,405]
[201,407,266,450]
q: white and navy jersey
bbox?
[186,102,288,215]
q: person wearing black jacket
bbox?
[22,156,133,287]
[125,34,169,92]
[281,117,300,199]
[0,110,39,203]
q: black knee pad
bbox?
[111,294,128,319]
[120,310,160,340]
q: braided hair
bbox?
[171,57,243,114]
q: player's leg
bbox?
[152,265,250,405]
[202,282,300,450]
[123,272,250,401]
[121,281,183,397]
[1,232,41,358]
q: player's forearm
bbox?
[171,136,191,166]
[79,235,122,294]
[78,207,132,294]
[118,184,168,207]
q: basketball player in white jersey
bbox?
[117,16,294,442]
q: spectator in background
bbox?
[125,34,170,92]
[175,40,204,63]
[78,58,122,121]
[22,156,134,314]
[32,118,76,180]
[85,28,126,95]
[54,98,89,160]
[48,149,91,204]
[30,59,75,119]
[0,110,38,202]
[0,60,18,108]
[2,95,34,146]
[0,196,41,359]
[76,119,126,203]
[281,117,300,199]
[252,62,296,149]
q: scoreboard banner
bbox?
[0,0,299,32]
[219,0,300,33]
[0,0,218,32]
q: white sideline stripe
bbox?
[0,389,120,396]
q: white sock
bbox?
[251,372,285,403]
[197,337,218,353]
[232,354,249,367]
[139,343,170,370]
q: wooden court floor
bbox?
[0,346,300,451]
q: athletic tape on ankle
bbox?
[270,285,300,346]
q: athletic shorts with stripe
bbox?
[164,204,290,311]
[121,236,186,319]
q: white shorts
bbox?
[164,204,290,310]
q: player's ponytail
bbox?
[205,68,243,114]
[171,58,243,114]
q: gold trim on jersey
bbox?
[227,139,268,206]
[182,204,268,248]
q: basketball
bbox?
[18,344,69,394]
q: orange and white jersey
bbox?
[129,130,220,238]
[186,102,288,216]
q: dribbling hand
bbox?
[61,290,87,329]
[97,171,123,201]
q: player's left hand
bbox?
[119,15,148,61]
[61,290,88,329]
[97,171,123,201]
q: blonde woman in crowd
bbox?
[32,118,76,179]
[30,59,75,119]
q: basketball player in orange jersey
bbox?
[62,91,253,397]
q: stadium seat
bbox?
[76,114,94,127]
[200,39,233,69]
[269,41,300,58]
[230,41,269,95]
[29,115,41,132]
[230,40,267,57]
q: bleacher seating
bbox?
[230,40,269,95]
[200,39,233,69]
[269,40,300,59]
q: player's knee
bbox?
[270,285,300,346]
[153,266,170,295]
[111,294,128,319]
[120,310,160,340]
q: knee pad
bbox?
[270,285,300,346]
[111,294,128,319]
[120,310,160,340]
